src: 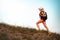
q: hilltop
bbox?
[0,23,60,40]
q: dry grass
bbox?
[0,23,60,40]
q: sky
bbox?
[0,0,60,33]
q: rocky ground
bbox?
[0,23,60,40]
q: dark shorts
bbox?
[41,18,47,21]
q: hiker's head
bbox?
[38,8,44,12]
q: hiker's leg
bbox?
[43,21,51,36]
[43,21,49,31]
[36,19,43,30]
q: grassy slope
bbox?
[0,23,60,40]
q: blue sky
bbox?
[0,0,60,33]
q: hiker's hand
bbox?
[40,13,46,17]
[43,14,46,17]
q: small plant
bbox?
[12,38,21,40]
[0,32,9,40]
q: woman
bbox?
[36,8,50,35]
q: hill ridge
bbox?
[0,23,60,40]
